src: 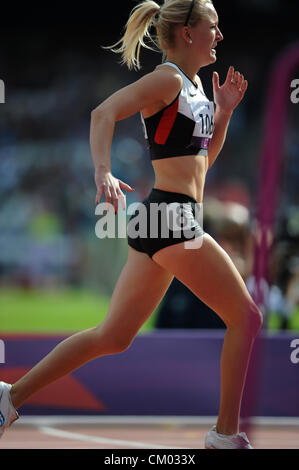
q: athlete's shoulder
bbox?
[134,65,182,117]
[154,63,183,85]
[142,64,183,92]
[135,65,182,102]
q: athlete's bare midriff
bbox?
[152,153,208,203]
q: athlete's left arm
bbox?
[207,66,248,170]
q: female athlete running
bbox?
[0,0,262,449]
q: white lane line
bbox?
[39,426,187,449]
[17,415,299,427]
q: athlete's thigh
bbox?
[101,246,174,339]
[152,233,257,328]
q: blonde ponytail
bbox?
[103,1,160,71]
[103,0,214,71]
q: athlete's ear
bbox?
[181,26,192,44]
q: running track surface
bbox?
[0,421,298,449]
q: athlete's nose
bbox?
[216,26,223,42]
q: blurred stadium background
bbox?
[0,0,298,447]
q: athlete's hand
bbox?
[94,169,135,214]
[212,66,248,114]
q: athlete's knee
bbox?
[241,302,263,336]
[106,335,134,354]
[228,301,263,336]
[255,306,264,331]
[91,324,133,355]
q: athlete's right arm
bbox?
[90,69,182,211]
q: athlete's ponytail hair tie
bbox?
[154,4,161,20]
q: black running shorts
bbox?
[127,188,205,259]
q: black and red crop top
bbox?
[140,62,215,160]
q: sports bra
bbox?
[140,61,215,160]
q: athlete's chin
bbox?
[202,55,217,67]
[198,53,217,68]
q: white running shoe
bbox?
[0,381,19,438]
[205,425,253,449]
